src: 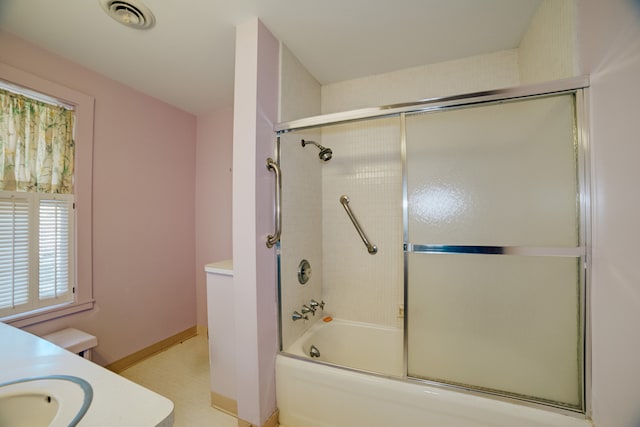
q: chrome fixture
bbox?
[309,345,321,358]
[292,311,308,321]
[266,157,281,248]
[301,139,332,162]
[309,299,325,311]
[298,259,311,284]
[301,305,315,316]
[340,195,378,254]
[275,77,589,133]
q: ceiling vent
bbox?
[99,0,156,30]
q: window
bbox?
[0,62,94,326]
[0,87,76,318]
[0,193,75,315]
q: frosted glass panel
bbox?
[406,94,578,247]
[405,93,584,409]
[407,253,582,408]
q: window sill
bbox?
[2,300,95,328]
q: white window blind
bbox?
[0,195,30,310]
[0,192,74,318]
[39,197,72,301]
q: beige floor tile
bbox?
[120,335,237,427]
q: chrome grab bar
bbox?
[266,158,281,248]
[339,195,378,255]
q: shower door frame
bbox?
[273,76,591,418]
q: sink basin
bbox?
[0,375,93,427]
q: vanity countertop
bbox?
[204,259,233,275]
[0,322,173,426]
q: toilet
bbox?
[42,328,98,360]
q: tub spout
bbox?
[310,345,321,358]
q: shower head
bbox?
[301,139,332,162]
[319,147,333,161]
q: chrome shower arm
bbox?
[339,195,378,255]
[301,139,332,161]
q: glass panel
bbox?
[405,93,583,410]
[278,117,405,378]
[407,253,582,408]
[279,129,323,351]
[405,95,578,247]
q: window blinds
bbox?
[39,198,72,300]
[0,195,29,310]
[0,193,73,317]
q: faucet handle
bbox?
[301,304,316,315]
[310,299,325,310]
[292,311,308,321]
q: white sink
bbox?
[0,375,93,427]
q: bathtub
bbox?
[284,318,403,376]
[276,318,592,427]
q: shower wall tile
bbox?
[321,49,520,114]
[519,0,577,84]
[278,43,323,349]
[321,118,403,327]
[279,130,324,349]
[279,44,321,122]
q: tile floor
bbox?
[119,335,238,427]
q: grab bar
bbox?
[266,158,281,248]
[339,195,378,255]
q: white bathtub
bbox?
[285,318,403,376]
[277,318,592,427]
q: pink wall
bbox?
[232,18,279,426]
[195,107,234,327]
[0,31,197,366]
[576,1,640,425]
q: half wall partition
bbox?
[272,78,589,414]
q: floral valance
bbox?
[0,88,75,194]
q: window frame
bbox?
[0,62,94,327]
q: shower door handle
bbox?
[266,158,281,248]
[340,195,378,255]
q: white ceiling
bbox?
[0,0,542,115]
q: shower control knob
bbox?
[310,299,324,311]
[292,311,308,321]
[301,305,316,315]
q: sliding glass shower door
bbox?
[404,94,585,410]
